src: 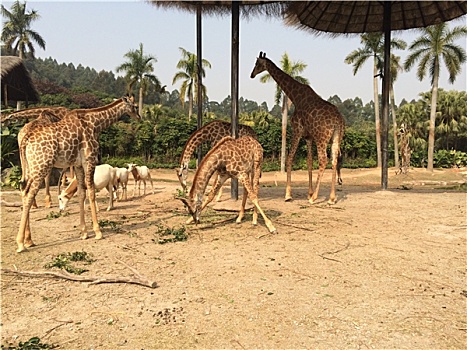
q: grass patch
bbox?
[44,251,95,275]
[153,225,188,244]
[1,337,57,349]
[46,211,69,220]
[98,219,122,232]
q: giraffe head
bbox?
[121,94,140,120]
[177,193,203,224]
[250,51,268,79]
[176,162,189,193]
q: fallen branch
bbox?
[1,200,22,207]
[2,260,157,289]
[318,242,351,263]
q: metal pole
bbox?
[196,5,203,166]
[230,1,239,200]
[381,1,391,190]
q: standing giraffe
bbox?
[396,123,411,175]
[178,136,276,234]
[251,52,345,204]
[177,120,257,201]
[15,96,140,252]
[3,106,70,208]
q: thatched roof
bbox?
[149,1,287,18]
[285,1,467,34]
[1,56,40,104]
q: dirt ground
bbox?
[1,167,466,349]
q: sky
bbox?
[3,0,467,108]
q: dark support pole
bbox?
[381,1,391,190]
[230,1,239,200]
[196,5,203,166]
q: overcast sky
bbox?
[4,1,466,108]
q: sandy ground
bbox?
[1,167,466,349]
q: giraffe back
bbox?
[1,106,69,126]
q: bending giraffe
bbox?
[177,120,257,201]
[3,106,70,208]
[15,96,140,253]
[251,52,345,204]
[178,135,276,234]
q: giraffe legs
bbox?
[285,132,302,201]
[44,173,52,208]
[16,179,41,252]
[236,172,276,233]
[309,143,327,204]
[306,139,314,200]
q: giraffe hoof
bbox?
[24,241,36,248]
[16,245,27,253]
[327,199,337,205]
[285,196,293,202]
[309,198,317,205]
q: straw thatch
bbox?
[149,1,287,18]
[285,1,467,35]
[1,56,40,104]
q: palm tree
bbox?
[345,33,406,168]
[260,52,308,173]
[388,53,406,168]
[404,23,467,171]
[172,47,211,121]
[116,43,160,113]
[1,0,45,59]
[1,0,45,110]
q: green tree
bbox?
[404,23,467,171]
[116,43,161,112]
[172,47,211,121]
[1,0,45,110]
[389,53,406,168]
[259,52,308,172]
[1,0,45,59]
[345,33,406,168]
[421,89,467,151]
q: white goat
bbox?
[114,167,130,201]
[127,163,154,197]
[58,164,117,212]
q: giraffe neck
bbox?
[188,137,234,201]
[180,126,217,167]
[264,58,319,106]
[189,152,221,199]
[79,99,127,133]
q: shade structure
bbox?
[1,56,40,106]
[149,1,287,199]
[285,1,467,189]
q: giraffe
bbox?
[15,96,140,252]
[178,135,276,234]
[396,123,411,175]
[177,120,257,201]
[250,52,345,204]
[3,106,70,208]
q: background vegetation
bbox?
[1,57,466,172]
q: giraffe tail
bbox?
[337,151,343,185]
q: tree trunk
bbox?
[188,93,193,122]
[427,64,440,172]
[390,84,399,169]
[138,87,144,116]
[280,95,288,173]
[373,61,382,168]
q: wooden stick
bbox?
[2,266,157,289]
